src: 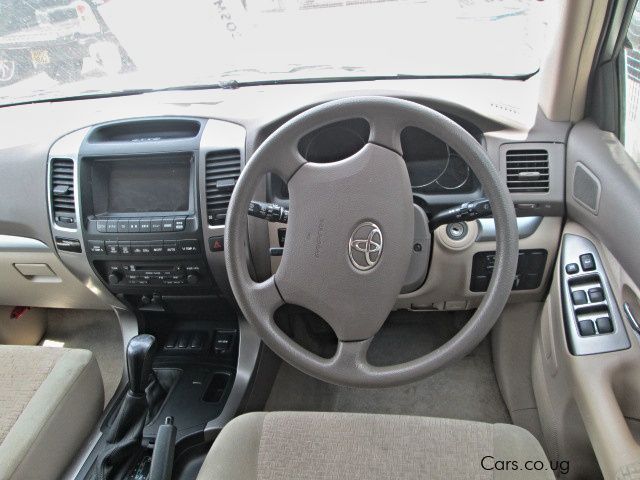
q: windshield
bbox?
[0,0,561,106]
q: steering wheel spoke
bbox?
[248,276,285,317]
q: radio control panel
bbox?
[84,212,213,294]
[86,216,196,235]
[100,262,205,287]
[88,238,200,256]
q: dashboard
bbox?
[0,78,568,313]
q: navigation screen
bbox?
[92,156,191,214]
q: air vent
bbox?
[50,158,77,227]
[506,149,549,193]
[205,150,241,225]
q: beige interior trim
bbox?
[0,238,109,310]
[397,216,562,310]
[538,0,609,122]
[534,221,640,479]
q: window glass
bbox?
[0,0,562,106]
[623,0,640,164]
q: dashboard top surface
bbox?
[0,77,568,249]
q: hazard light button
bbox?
[208,236,224,252]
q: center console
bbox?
[48,117,246,304]
[48,118,264,480]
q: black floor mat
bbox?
[265,310,510,423]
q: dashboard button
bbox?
[565,263,579,274]
[174,216,186,231]
[96,220,107,233]
[209,236,224,252]
[150,240,164,255]
[89,240,105,254]
[131,242,147,255]
[106,220,118,233]
[164,240,177,254]
[470,275,489,292]
[139,219,151,232]
[580,253,596,271]
[105,241,119,255]
[161,217,175,232]
[178,239,199,254]
[150,218,163,232]
[118,241,131,255]
[128,219,140,232]
[117,220,129,233]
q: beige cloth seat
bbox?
[0,345,104,480]
[197,411,553,480]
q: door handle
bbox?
[624,302,640,334]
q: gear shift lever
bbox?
[92,334,161,479]
[126,334,156,397]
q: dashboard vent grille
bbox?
[205,150,241,225]
[506,149,549,193]
[50,158,77,228]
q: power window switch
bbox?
[572,290,588,305]
[578,320,596,336]
[596,317,613,334]
[588,287,605,303]
[580,253,596,271]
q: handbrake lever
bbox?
[148,417,177,480]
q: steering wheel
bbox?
[225,96,518,387]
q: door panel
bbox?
[565,120,640,283]
[533,120,640,479]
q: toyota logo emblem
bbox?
[349,222,383,271]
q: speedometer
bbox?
[402,127,449,188]
[436,147,470,190]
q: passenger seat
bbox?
[0,345,104,480]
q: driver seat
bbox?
[196,411,553,479]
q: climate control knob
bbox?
[108,272,122,284]
[186,273,199,285]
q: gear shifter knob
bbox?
[126,334,156,397]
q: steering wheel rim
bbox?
[225,96,518,387]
